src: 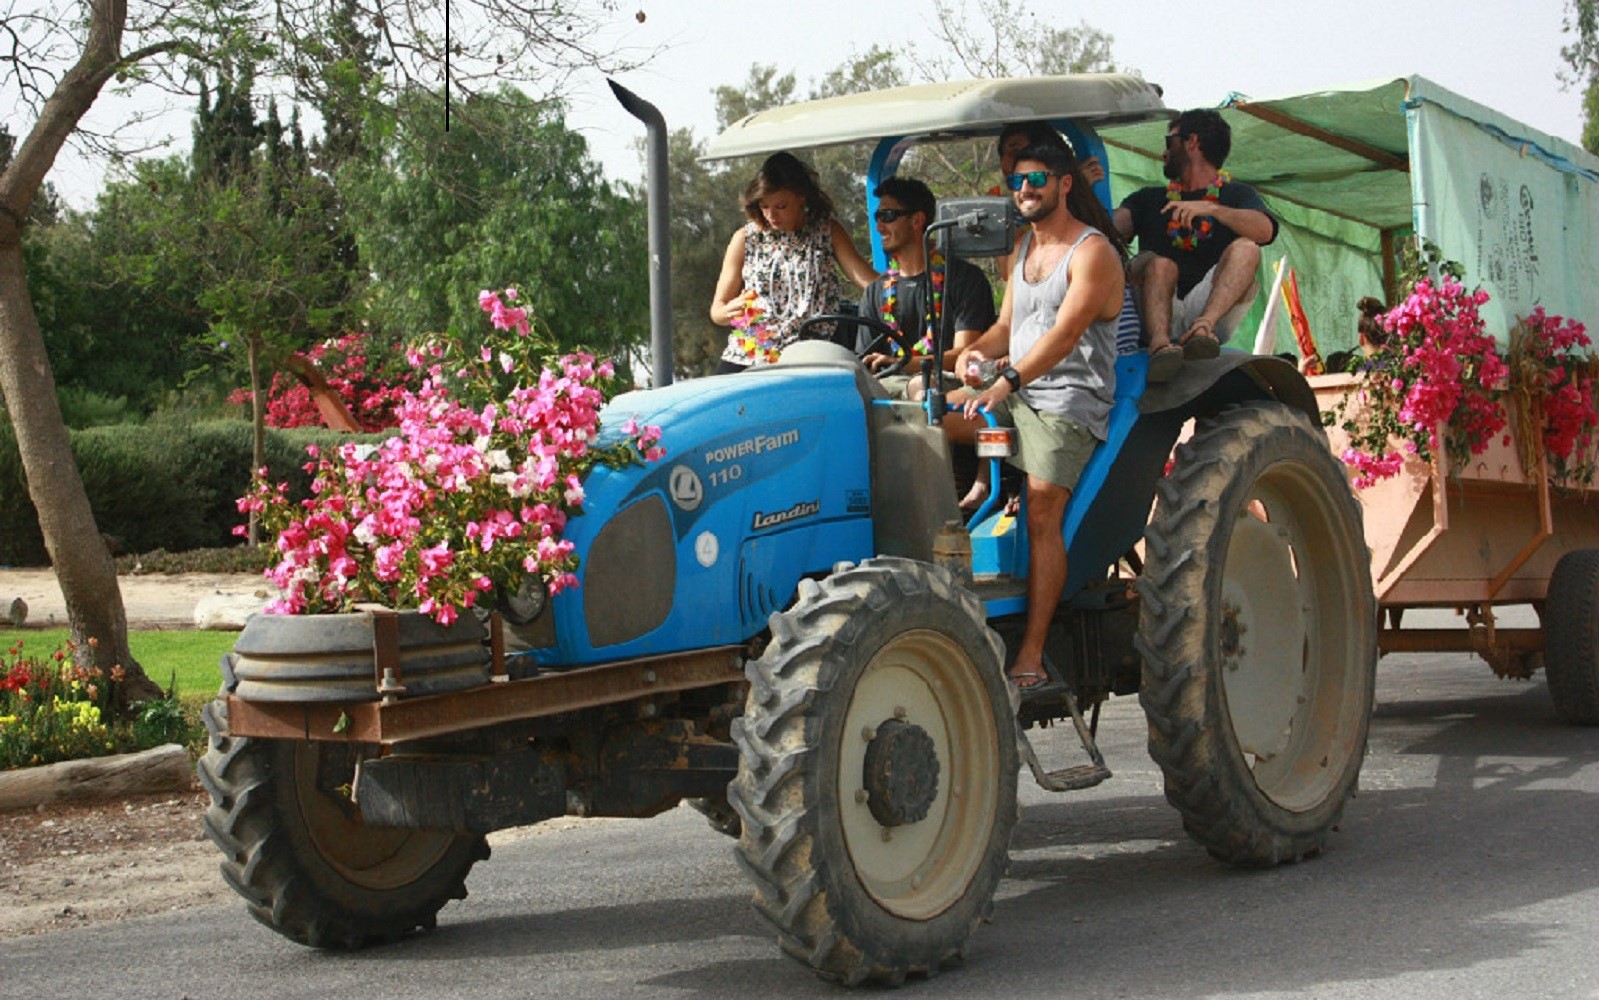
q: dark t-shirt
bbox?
[857,255,997,356]
[1121,180,1277,298]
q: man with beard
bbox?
[1112,108,1277,382]
[951,144,1126,691]
[858,175,996,392]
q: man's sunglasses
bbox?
[873,207,912,223]
[1005,170,1058,192]
[1165,132,1188,147]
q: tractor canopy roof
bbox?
[703,73,1167,161]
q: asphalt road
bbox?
[4,636,1596,999]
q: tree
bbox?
[0,0,641,708]
[1562,0,1599,154]
[918,0,1120,81]
[659,126,745,375]
[343,88,647,361]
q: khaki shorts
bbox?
[962,391,1099,491]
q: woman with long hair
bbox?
[709,151,876,373]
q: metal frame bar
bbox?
[226,647,746,745]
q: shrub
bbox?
[56,385,137,430]
[0,419,388,566]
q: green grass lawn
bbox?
[2,628,234,706]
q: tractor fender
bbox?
[1137,352,1320,426]
[1047,352,1322,601]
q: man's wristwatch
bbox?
[1000,366,1023,391]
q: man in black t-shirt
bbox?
[1113,108,1277,382]
[858,176,996,395]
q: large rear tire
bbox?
[1137,402,1376,866]
[1545,548,1599,725]
[730,558,1018,985]
[198,699,489,947]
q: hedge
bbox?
[0,417,387,566]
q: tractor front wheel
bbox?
[730,558,1018,985]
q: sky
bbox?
[561,0,1590,179]
[34,0,1592,206]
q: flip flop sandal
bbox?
[1147,343,1184,383]
[1181,321,1221,360]
[1009,669,1048,690]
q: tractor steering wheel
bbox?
[798,313,918,378]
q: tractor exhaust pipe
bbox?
[608,80,674,387]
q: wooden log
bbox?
[0,744,192,811]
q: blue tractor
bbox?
[199,76,1376,984]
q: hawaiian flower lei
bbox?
[1166,171,1228,250]
[880,251,946,357]
[730,291,781,365]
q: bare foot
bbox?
[959,479,990,512]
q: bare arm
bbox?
[1111,205,1134,240]
[709,228,749,326]
[831,219,879,289]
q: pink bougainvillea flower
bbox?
[237,284,665,625]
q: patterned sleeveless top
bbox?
[720,219,841,367]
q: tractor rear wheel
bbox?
[198,699,489,947]
[730,558,1018,985]
[1137,401,1376,866]
[1545,548,1599,725]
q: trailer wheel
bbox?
[1545,548,1599,725]
[730,558,1018,985]
[198,699,489,947]
[1137,401,1376,866]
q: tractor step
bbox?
[1018,668,1113,793]
[1026,760,1112,792]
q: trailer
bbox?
[1090,77,1599,721]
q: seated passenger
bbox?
[858,176,997,396]
[949,143,1127,688]
[858,175,1000,510]
[1111,109,1279,383]
[709,151,877,373]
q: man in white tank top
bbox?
[951,145,1127,691]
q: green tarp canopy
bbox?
[1100,76,1599,355]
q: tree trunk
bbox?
[0,243,162,707]
[0,0,168,710]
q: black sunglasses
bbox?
[1165,132,1187,147]
[873,207,912,223]
[1005,170,1058,192]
